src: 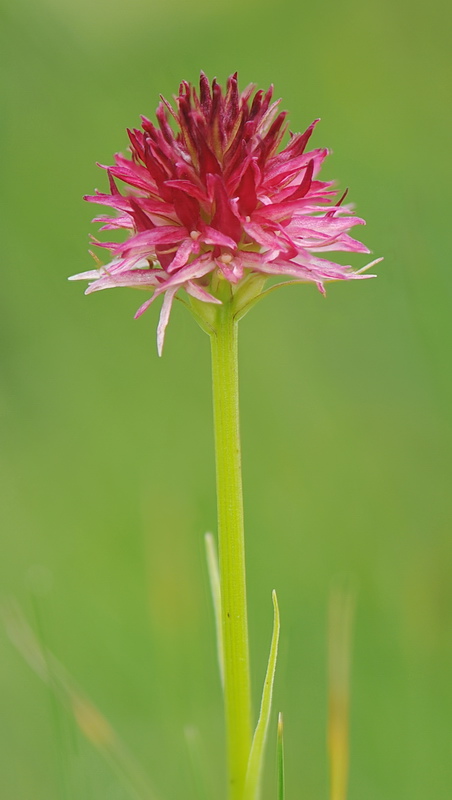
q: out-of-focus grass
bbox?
[1,0,451,798]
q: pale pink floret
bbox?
[70,73,380,354]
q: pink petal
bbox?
[134,296,157,319]
[185,281,223,304]
[167,238,199,273]
[286,216,365,235]
[157,286,178,356]
[163,254,215,287]
[215,257,244,283]
[306,234,370,254]
[85,269,164,294]
[69,269,103,282]
[94,214,134,230]
[120,226,188,253]
[265,148,328,184]
[243,220,292,253]
[201,225,237,250]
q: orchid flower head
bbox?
[70,73,380,354]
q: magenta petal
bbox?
[164,179,208,204]
[208,174,242,242]
[236,160,259,216]
[84,192,132,212]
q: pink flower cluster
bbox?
[71,73,379,353]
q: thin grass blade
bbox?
[204,532,224,689]
[244,590,280,800]
[277,712,285,800]
[184,725,213,800]
[3,601,161,800]
[30,592,75,800]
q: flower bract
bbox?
[70,73,380,354]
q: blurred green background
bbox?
[1,0,451,798]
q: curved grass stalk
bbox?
[205,532,224,689]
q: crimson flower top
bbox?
[71,73,379,354]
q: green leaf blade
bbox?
[244,590,281,800]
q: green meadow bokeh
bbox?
[1,0,451,798]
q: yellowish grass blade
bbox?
[327,587,354,800]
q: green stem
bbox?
[210,296,252,800]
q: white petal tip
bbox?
[357,257,384,274]
[68,269,102,282]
